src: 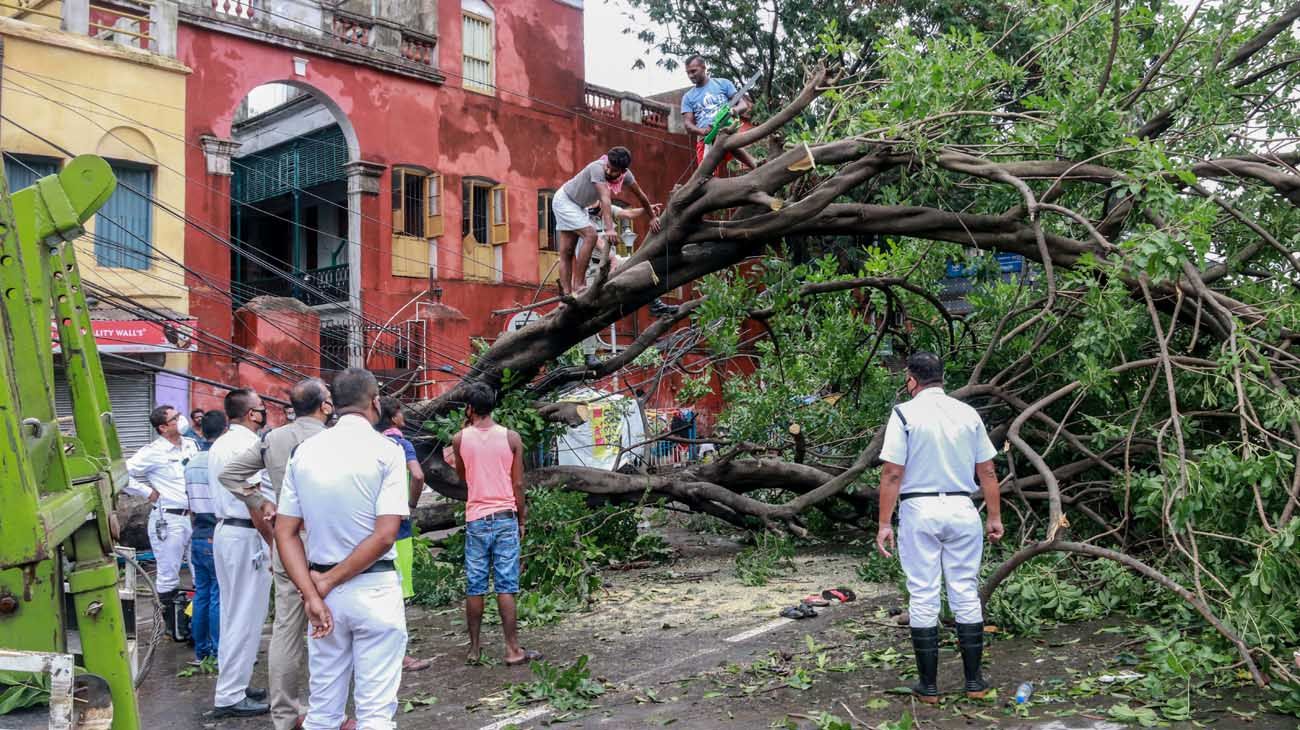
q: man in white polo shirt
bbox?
[275,368,409,730]
[208,388,272,718]
[125,404,198,641]
[875,351,1003,704]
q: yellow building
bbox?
[1,12,192,449]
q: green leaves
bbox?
[0,672,49,715]
[506,655,606,713]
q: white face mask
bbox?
[175,414,190,434]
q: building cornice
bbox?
[178,6,446,86]
[0,16,191,74]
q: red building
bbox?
[178,0,700,419]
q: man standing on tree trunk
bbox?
[875,352,1003,703]
[681,54,758,173]
[551,146,661,295]
[452,383,542,667]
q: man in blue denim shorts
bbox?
[451,384,543,666]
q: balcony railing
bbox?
[235,264,350,308]
[584,85,619,119]
[583,83,684,134]
[89,0,154,47]
[640,102,670,130]
[332,11,371,46]
[400,31,435,66]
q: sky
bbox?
[583,0,686,97]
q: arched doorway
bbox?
[227,80,364,370]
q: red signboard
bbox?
[51,319,199,354]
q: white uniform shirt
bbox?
[278,414,410,564]
[125,436,198,509]
[209,424,269,520]
[879,387,998,494]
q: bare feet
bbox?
[504,648,544,667]
[466,646,483,664]
[403,655,432,671]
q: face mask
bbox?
[176,414,190,434]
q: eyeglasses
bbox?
[166,414,181,423]
[250,407,268,415]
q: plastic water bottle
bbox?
[1013,682,1034,705]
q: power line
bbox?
[206,4,695,153]
[1,115,485,374]
[3,73,541,289]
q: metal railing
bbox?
[235,263,349,307]
[90,0,155,47]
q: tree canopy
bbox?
[412,0,1300,694]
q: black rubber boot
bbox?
[910,626,941,703]
[159,591,177,640]
[956,621,989,698]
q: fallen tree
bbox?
[407,0,1300,689]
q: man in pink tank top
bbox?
[451,384,543,666]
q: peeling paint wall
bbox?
[180,0,693,408]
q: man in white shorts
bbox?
[552,146,661,295]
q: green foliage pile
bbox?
[668,0,1300,710]
[410,488,671,621]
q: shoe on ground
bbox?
[245,687,267,701]
[212,697,270,718]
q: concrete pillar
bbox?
[233,296,320,427]
[150,0,178,57]
[198,135,242,176]
[620,96,643,125]
[61,0,89,35]
[667,108,685,135]
[416,302,471,399]
[343,159,385,368]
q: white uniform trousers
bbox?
[214,522,272,707]
[147,508,193,594]
[897,495,984,628]
[304,571,407,730]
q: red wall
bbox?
[180,0,695,410]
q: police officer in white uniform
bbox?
[275,368,409,730]
[125,404,198,639]
[208,388,272,718]
[876,351,1003,703]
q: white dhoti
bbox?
[897,494,984,628]
[304,571,407,730]
[551,188,593,232]
[214,522,272,707]
[147,508,193,594]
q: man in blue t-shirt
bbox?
[680,54,757,171]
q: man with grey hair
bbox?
[220,377,333,730]
[276,367,409,729]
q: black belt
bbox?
[471,509,517,523]
[219,518,256,529]
[161,507,190,516]
[309,560,395,575]
[900,491,978,501]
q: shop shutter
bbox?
[54,369,156,454]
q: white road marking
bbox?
[478,705,551,730]
[723,617,794,643]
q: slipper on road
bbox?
[801,594,830,607]
[821,587,857,603]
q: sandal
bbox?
[802,594,830,607]
[505,649,544,667]
[821,587,857,603]
[780,603,817,619]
